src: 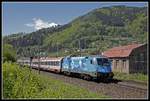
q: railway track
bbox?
[30,68,148,99]
[122,80,147,85]
[117,80,147,90]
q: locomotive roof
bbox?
[67,55,107,59]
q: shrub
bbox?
[2,62,108,99]
[2,44,16,62]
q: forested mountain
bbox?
[3,6,148,57]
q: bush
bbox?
[2,62,108,99]
[3,44,16,62]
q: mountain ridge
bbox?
[3,5,148,57]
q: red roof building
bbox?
[102,44,143,58]
[102,43,147,74]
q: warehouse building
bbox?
[102,43,147,74]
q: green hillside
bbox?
[3,6,148,57]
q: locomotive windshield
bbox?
[97,58,110,66]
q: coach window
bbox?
[45,62,47,65]
[52,61,54,66]
[55,61,57,66]
[57,61,59,66]
[57,61,60,66]
[58,61,60,66]
[56,61,58,66]
[53,61,55,66]
[54,61,56,66]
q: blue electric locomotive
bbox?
[61,55,114,81]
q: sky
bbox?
[2,2,148,36]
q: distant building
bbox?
[103,43,147,74]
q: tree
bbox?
[3,44,16,62]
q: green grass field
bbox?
[2,62,109,99]
[113,72,148,84]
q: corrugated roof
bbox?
[102,44,143,58]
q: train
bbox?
[17,55,114,81]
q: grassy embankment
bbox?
[113,72,148,84]
[2,62,109,99]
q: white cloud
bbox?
[25,18,58,30]
[25,23,34,27]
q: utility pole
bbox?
[97,28,102,55]
[57,42,58,57]
[84,38,86,49]
[22,51,24,66]
[78,39,81,56]
[30,56,33,71]
[38,47,40,74]
[28,48,32,71]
